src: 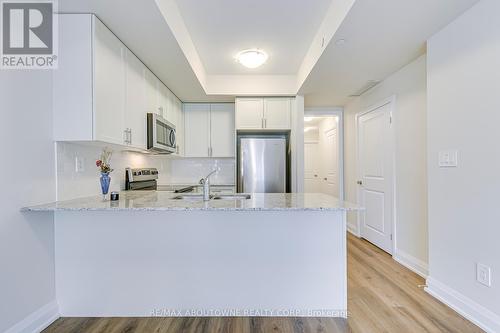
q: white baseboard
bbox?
[393,249,428,278]
[4,301,59,333]
[426,277,500,333]
[347,223,360,237]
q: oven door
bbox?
[147,113,176,153]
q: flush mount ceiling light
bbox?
[235,49,268,69]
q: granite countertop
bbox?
[21,191,362,212]
[157,184,235,192]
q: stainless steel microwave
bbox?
[147,113,176,154]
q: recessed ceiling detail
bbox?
[60,0,480,103]
[156,0,356,96]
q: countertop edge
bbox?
[21,207,361,212]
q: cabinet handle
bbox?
[264,118,267,128]
[208,147,211,157]
[124,129,129,144]
[262,118,264,129]
[129,128,132,145]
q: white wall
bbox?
[56,142,235,200]
[426,0,500,331]
[344,55,428,275]
[0,71,57,332]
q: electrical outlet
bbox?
[75,156,85,173]
[476,263,491,287]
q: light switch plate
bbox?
[438,150,458,167]
[476,263,491,287]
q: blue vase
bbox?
[100,172,111,200]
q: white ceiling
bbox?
[59,0,480,105]
[300,0,480,106]
[174,0,332,75]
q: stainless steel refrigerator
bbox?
[237,134,290,193]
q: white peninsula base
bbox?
[55,210,347,317]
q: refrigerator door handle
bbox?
[238,151,244,192]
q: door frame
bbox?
[354,96,397,254]
[304,107,344,200]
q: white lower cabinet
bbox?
[184,103,235,158]
[54,13,183,152]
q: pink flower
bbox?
[96,160,102,167]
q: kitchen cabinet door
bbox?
[210,103,235,157]
[173,98,184,156]
[184,103,210,157]
[158,83,169,120]
[264,98,291,130]
[94,18,126,145]
[145,69,161,116]
[125,49,147,149]
[235,98,264,129]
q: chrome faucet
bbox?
[199,168,219,201]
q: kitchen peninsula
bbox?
[23,192,361,318]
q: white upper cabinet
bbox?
[210,104,235,157]
[184,104,211,157]
[125,49,147,149]
[54,14,183,153]
[235,98,264,129]
[172,98,184,156]
[235,98,291,130]
[145,69,160,115]
[93,17,126,145]
[263,98,291,130]
[184,103,235,158]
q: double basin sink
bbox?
[172,194,252,201]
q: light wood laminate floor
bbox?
[43,234,483,333]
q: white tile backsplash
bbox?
[166,158,235,185]
[56,142,235,200]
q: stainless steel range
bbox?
[125,168,158,190]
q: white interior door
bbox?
[322,127,338,197]
[304,143,320,192]
[357,102,393,254]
